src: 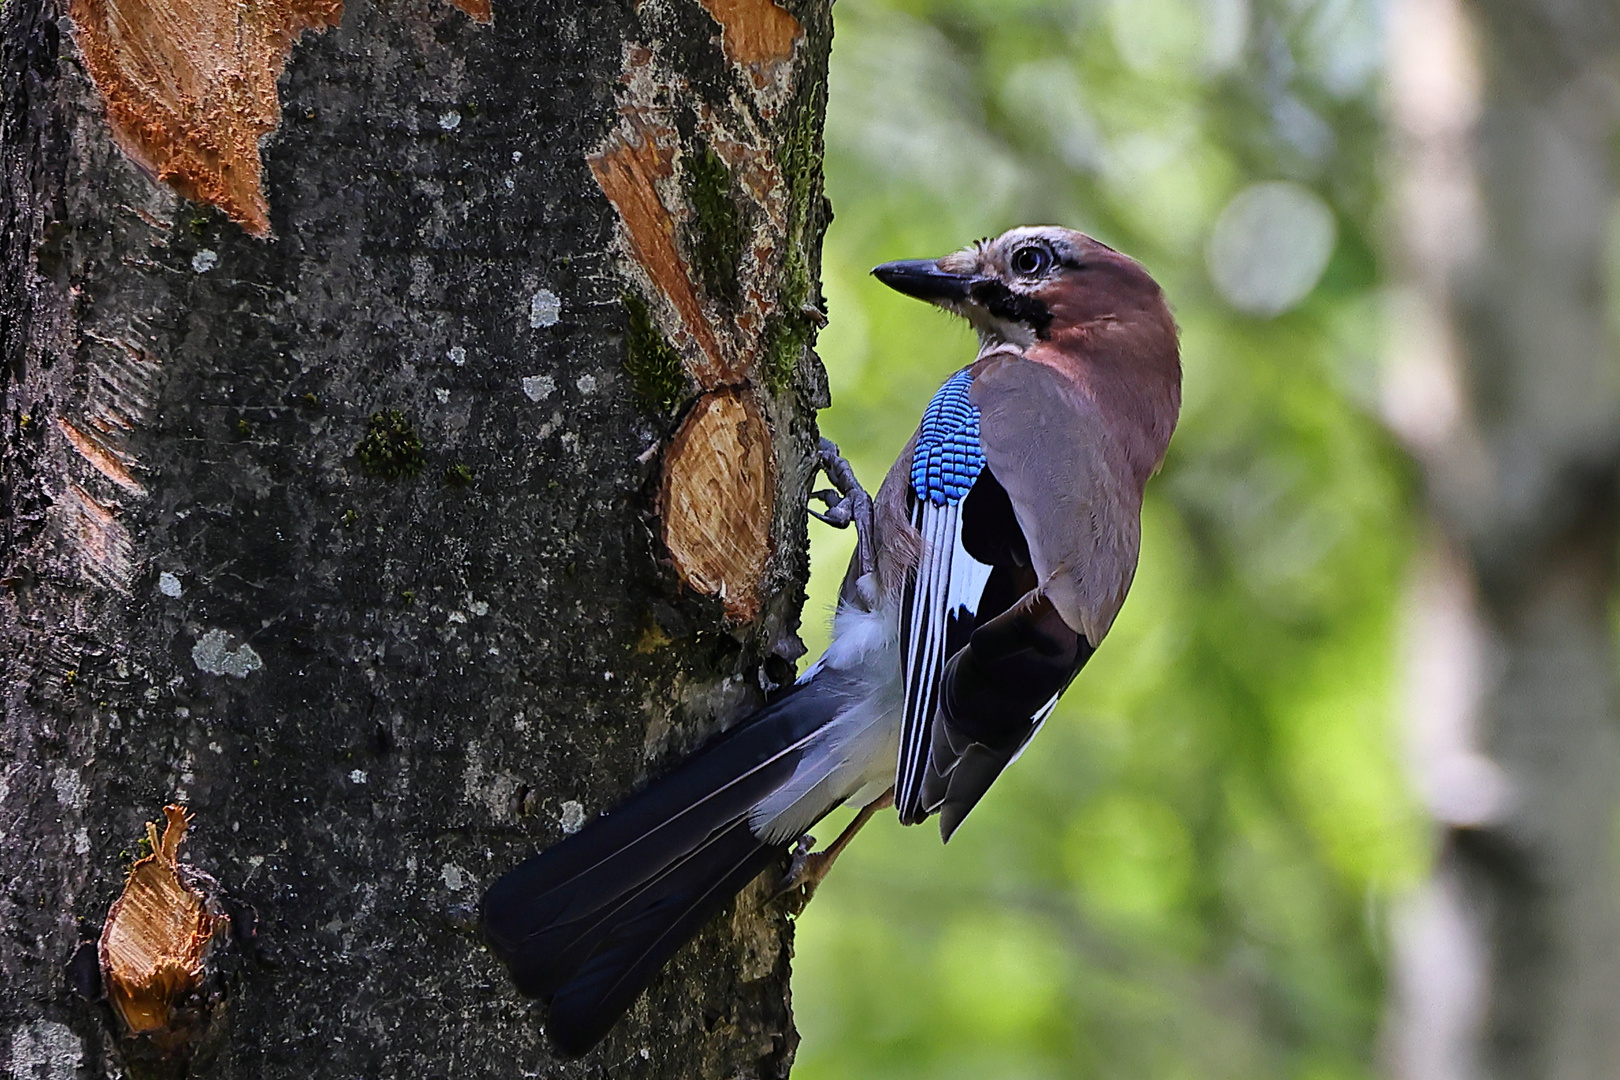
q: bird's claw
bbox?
[774,833,818,899]
[771,789,895,909]
[813,437,877,579]
[809,488,855,528]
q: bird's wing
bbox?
[896,355,1137,839]
[894,368,997,825]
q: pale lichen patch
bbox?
[7,1021,82,1080]
[191,629,263,679]
[528,288,561,327]
[558,800,586,834]
[51,765,87,812]
[461,741,523,822]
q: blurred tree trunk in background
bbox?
[1386,0,1620,1077]
[0,0,830,1076]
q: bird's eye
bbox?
[1010,245,1051,277]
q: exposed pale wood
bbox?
[66,0,487,236]
[696,0,801,90]
[99,807,224,1037]
[661,389,776,623]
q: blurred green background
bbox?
[791,1,1427,1077]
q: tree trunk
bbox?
[0,0,832,1075]
[1385,0,1620,1077]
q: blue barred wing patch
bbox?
[896,368,994,824]
[910,369,986,506]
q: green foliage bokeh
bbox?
[791,1,1424,1076]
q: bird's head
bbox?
[871,226,1172,354]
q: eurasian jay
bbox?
[481,226,1182,1055]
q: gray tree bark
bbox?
[1385,0,1620,1077]
[0,0,832,1076]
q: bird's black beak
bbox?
[871,260,976,305]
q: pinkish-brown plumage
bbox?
[869,225,1181,831]
[867,226,1181,644]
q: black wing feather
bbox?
[923,589,1093,840]
[910,469,1094,840]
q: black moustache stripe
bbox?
[971,280,1053,336]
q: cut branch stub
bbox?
[591,28,819,622]
[661,390,776,623]
[99,806,227,1041]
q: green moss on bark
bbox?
[681,142,746,307]
[355,410,425,480]
[763,98,829,394]
[763,316,811,394]
[623,292,688,416]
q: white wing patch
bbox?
[1003,692,1061,770]
[895,498,993,821]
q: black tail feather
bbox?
[481,683,836,1054]
[547,821,781,1056]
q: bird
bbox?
[480,225,1182,1056]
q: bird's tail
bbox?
[480,680,836,1056]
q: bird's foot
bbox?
[778,832,816,893]
[811,437,877,579]
[771,789,894,910]
[808,489,854,527]
[774,847,842,908]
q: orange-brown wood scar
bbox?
[99,807,228,1039]
[697,0,801,81]
[67,0,343,236]
[588,124,729,384]
[64,481,134,589]
[67,0,488,235]
[660,391,775,623]
[593,34,812,621]
[57,417,144,494]
[445,0,492,23]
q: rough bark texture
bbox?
[1385,0,1620,1077]
[0,0,833,1075]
